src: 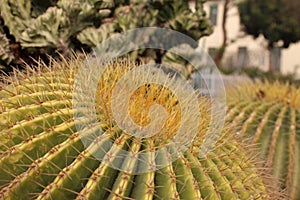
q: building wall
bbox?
[197,0,300,76]
[282,43,300,75]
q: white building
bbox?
[199,0,300,76]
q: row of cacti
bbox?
[0,0,212,67]
[0,56,275,199]
[226,81,300,200]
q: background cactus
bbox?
[0,0,212,71]
[0,18,13,66]
[0,32,13,66]
[0,56,274,199]
[0,0,107,52]
[226,81,300,199]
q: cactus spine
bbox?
[227,81,300,200]
[0,56,272,199]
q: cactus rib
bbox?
[0,56,273,199]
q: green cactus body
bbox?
[227,81,300,199]
[0,57,270,199]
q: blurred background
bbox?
[0,0,299,85]
[199,0,300,85]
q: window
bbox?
[209,5,218,26]
[237,47,249,68]
[270,46,281,72]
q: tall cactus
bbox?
[0,56,274,199]
[227,81,300,199]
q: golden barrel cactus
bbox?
[0,56,273,199]
[227,81,300,199]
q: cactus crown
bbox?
[228,81,300,108]
[0,56,274,199]
[96,61,181,144]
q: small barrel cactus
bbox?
[227,81,300,200]
[0,56,273,199]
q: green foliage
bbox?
[218,66,236,75]
[0,56,271,199]
[0,0,212,70]
[227,82,300,199]
[1,0,104,49]
[0,31,14,66]
[0,17,13,65]
[238,0,300,48]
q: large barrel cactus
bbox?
[0,56,273,199]
[227,81,300,199]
